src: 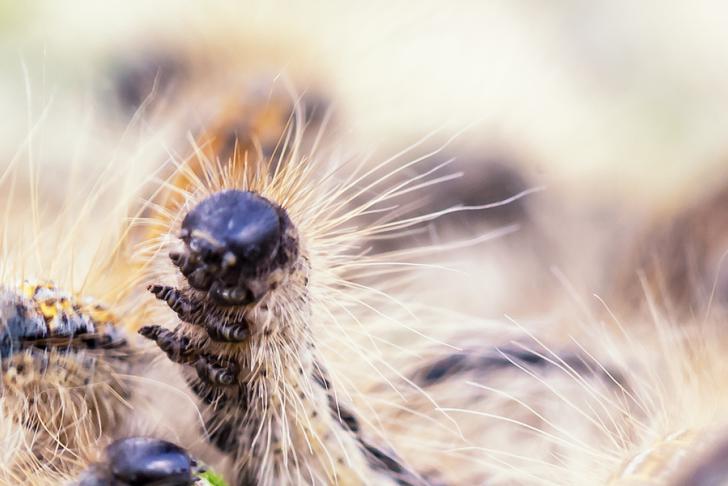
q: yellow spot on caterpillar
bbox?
[17,280,120,336]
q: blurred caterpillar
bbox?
[4,55,728,486]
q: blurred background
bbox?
[2,0,728,317]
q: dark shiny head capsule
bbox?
[105,437,193,486]
[182,190,281,268]
[172,190,298,306]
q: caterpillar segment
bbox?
[606,174,728,318]
[666,431,728,485]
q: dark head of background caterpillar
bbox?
[171,190,299,306]
[76,437,195,486]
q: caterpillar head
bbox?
[171,189,299,306]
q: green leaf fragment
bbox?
[196,469,229,486]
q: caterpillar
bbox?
[4,14,728,486]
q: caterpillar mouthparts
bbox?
[170,189,299,306]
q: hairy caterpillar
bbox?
[4,33,728,486]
